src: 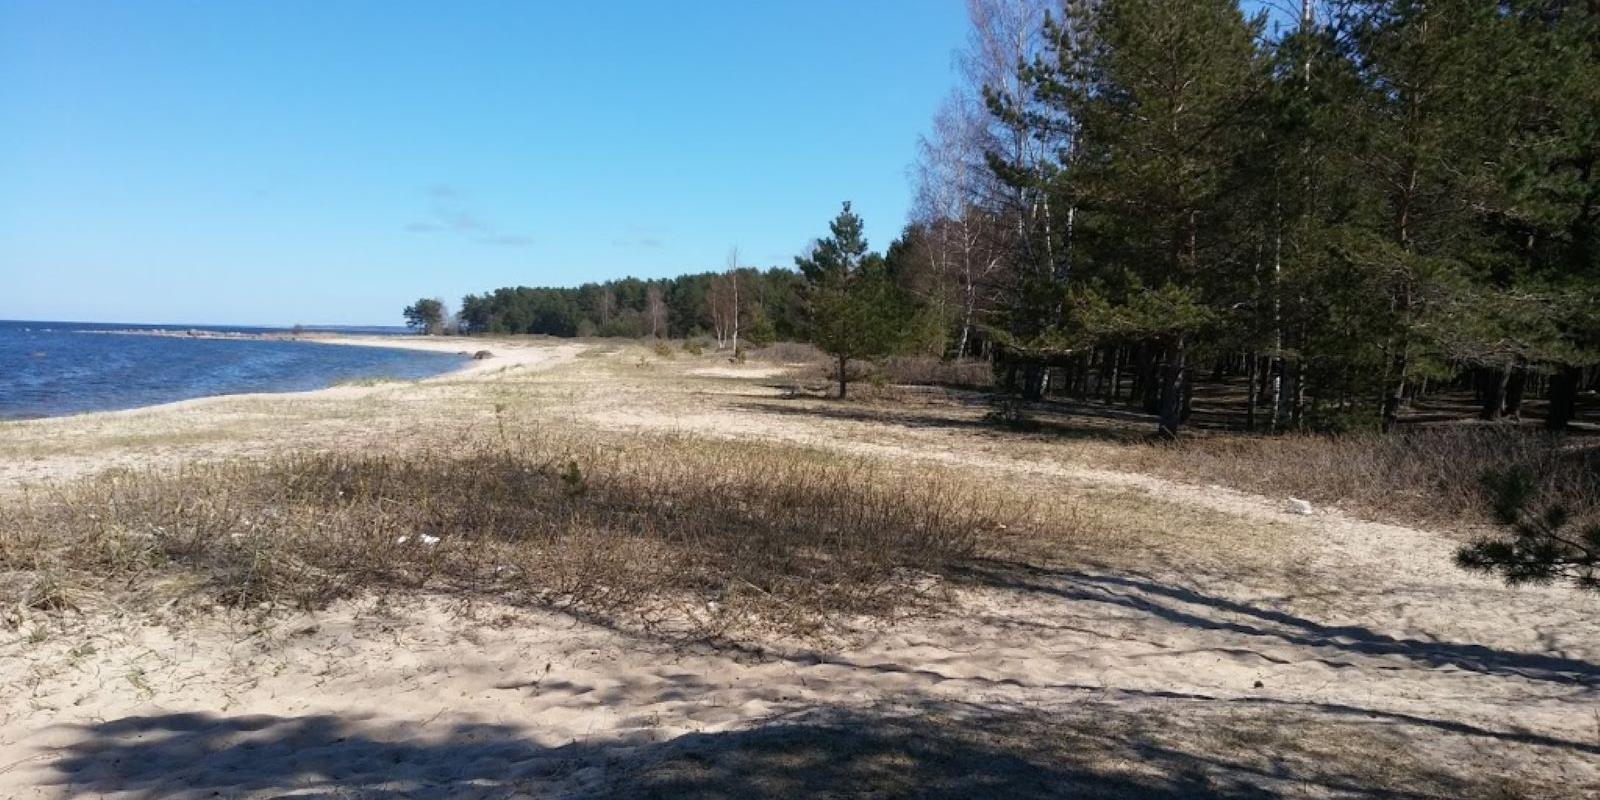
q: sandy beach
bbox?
[2,339,1596,798]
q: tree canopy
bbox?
[402,298,446,334]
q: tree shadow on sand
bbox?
[38,699,1557,799]
[953,560,1600,691]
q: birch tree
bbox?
[645,284,668,339]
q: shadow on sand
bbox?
[39,698,1550,799]
[954,560,1600,691]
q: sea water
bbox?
[0,320,466,419]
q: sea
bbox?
[0,320,468,420]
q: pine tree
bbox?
[402,298,446,334]
[1458,467,1600,592]
[796,203,906,397]
[1006,0,1267,435]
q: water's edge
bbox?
[1,323,468,420]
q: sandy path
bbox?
[1,345,1596,797]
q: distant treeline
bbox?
[454,270,806,344]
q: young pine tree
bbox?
[795,202,906,397]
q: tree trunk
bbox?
[1023,364,1046,401]
[837,355,848,399]
[1293,365,1306,426]
[1382,352,1408,432]
[1245,350,1259,431]
[1276,358,1298,431]
[1257,354,1272,407]
[1105,347,1122,403]
[1157,339,1188,439]
[1546,365,1580,431]
[1137,346,1161,414]
[1504,364,1527,420]
[1179,367,1195,424]
[956,282,976,358]
[1480,364,1512,421]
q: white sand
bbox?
[303,334,579,380]
[688,365,789,379]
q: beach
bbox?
[0,335,584,487]
[1,338,1596,798]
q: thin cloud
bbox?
[404,185,531,247]
[611,224,666,249]
[435,209,488,233]
[480,234,535,248]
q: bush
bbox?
[652,340,675,359]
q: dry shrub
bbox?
[0,433,1012,634]
[750,341,827,365]
[1125,426,1600,530]
[879,356,992,389]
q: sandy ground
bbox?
[1,341,1596,798]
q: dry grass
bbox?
[750,341,828,365]
[1120,425,1600,531]
[0,431,1026,636]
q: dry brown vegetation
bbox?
[878,356,993,389]
[0,430,1027,637]
[1117,424,1600,532]
[749,341,828,365]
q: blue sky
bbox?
[0,1,969,326]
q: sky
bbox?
[0,1,970,326]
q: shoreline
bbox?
[3,334,577,425]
